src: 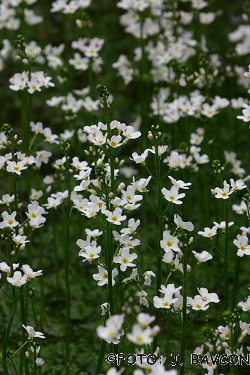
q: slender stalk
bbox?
[224,201,229,311]
[153,144,163,351]
[20,287,29,375]
[231,256,241,311]
[180,247,188,375]
[7,341,28,363]
[52,213,60,295]
[95,339,106,375]
[2,287,17,375]
[63,154,71,375]
[98,86,115,317]
[39,228,44,330]
[106,223,115,316]
[138,12,149,152]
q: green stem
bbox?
[7,341,28,363]
[63,160,71,375]
[52,213,60,295]
[106,223,115,316]
[231,256,241,311]
[104,99,115,193]
[180,247,188,375]
[95,339,106,375]
[2,287,17,375]
[39,228,44,330]
[153,145,163,351]
[25,94,32,154]
[224,201,229,311]
[20,287,29,375]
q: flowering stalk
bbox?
[153,133,164,350]
[96,84,115,316]
[97,85,115,192]
[60,140,72,375]
[15,35,32,153]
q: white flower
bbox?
[161,186,185,205]
[22,265,43,280]
[136,290,149,307]
[35,358,44,366]
[130,149,152,164]
[22,324,45,340]
[92,266,118,286]
[218,325,231,339]
[36,150,52,168]
[166,151,183,168]
[127,324,153,345]
[7,271,27,287]
[122,268,138,283]
[105,207,126,225]
[237,103,250,122]
[79,244,101,262]
[26,201,47,228]
[108,135,123,148]
[0,194,14,206]
[187,295,210,311]
[197,288,220,303]
[198,226,217,238]
[238,296,250,312]
[6,160,28,175]
[160,231,180,253]
[153,292,178,309]
[213,221,234,233]
[233,233,250,257]
[97,314,124,344]
[0,262,19,275]
[0,211,19,228]
[143,271,156,286]
[169,176,191,189]
[213,180,233,199]
[137,313,155,328]
[101,302,110,316]
[199,12,216,25]
[122,126,141,140]
[113,248,137,271]
[174,214,194,231]
[192,250,213,264]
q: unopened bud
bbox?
[35,358,44,366]
[118,182,125,191]
[76,19,83,28]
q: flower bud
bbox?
[35,358,44,366]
